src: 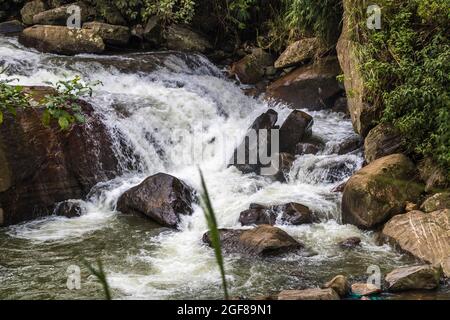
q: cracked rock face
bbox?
[383,209,450,276]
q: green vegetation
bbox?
[83,259,112,300]
[0,76,28,125]
[0,73,100,130]
[199,169,229,300]
[42,76,101,130]
[352,0,450,172]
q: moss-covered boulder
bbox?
[342,154,424,229]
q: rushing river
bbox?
[0,36,448,300]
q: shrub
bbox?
[354,0,450,173]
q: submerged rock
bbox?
[385,265,441,292]
[54,200,86,218]
[351,283,381,296]
[338,237,361,249]
[323,275,351,297]
[239,202,312,226]
[364,123,404,164]
[230,48,274,84]
[0,86,120,226]
[19,25,105,55]
[202,225,303,257]
[278,288,339,300]
[382,209,450,275]
[274,37,323,69]
[117,173,197,228]
[342,154,424,229]
[266,57,343,110]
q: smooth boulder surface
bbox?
[382,209,450,276]
[266,57,343,110]
[274,37,323,69]
[230,48,273,84]
[117,173,197,228]
[342,154,424,229]
[385,265,441,292]
[165,25,212,53]
[203,225,303,257]
[279,110,313,154]
[32,2,96,25]
[278,288,339,300]
[0,86,119,226]
[82,22,130,46]
[364,123,403,164]
[19,25,105,55]
[420,192,450,213]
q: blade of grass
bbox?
[82,258,112,300]
[199,169,229,300]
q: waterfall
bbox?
[0,36,411,300]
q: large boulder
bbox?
[21,0,47,25]
[342,154,424,229]
[202,225,303,257]
[337,0,382,136]
[279,110,313,154]
[382,209,450,276]
[32,2,96,25]
[229,109,278,175]
[278,288,339,300]
[230,48,274,84]
[0,86,120,226]
[364,123,404,164]
[239,202,313,226]
[19,25,105,55]
[117,173,197,228]
[274,38,323,69]
[165,25,212,53]
[0,20,24,35]
[266,57,343,110]
[417,157,449,193]
[83,22,130,46]
[385,265,441,292]
[420,192,450,213]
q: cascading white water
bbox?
[0,36,413,299]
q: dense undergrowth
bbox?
[349,0,449,173]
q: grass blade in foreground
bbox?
[199,169,229,300]
[82,258,112,300]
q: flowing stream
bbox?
[0,36,448,300]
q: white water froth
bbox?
[0,36,395,299]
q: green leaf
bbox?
[0,111,3,124]
[199,169,229,300]
[42,110,51,127]
[58,116,70,130]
